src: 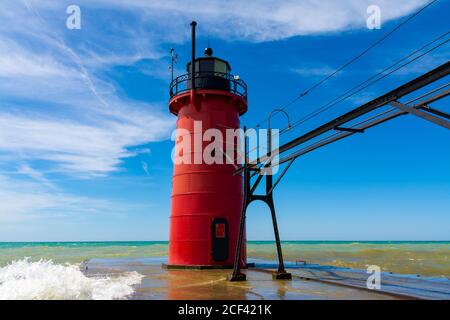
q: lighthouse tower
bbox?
[167,22,248,268]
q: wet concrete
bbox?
[84,257,399,300]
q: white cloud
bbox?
[6,1,429,43]
[79,0,428,41]
[0,107,173,176]
[0,174,118,223]
[291,66,337,77]
[0,1,175,177]
[17,164,57,189]
[0,49,67,78]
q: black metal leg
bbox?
[230,127,249,282]
[229,126,290,281]
[229,201,247,281]
[268,198,292,280]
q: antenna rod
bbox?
[190,21,197,91]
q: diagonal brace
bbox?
[389,101,450,130]
[419,105,450,120]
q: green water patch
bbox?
[1,241,449,277]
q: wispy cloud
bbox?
[17,164,57,190]
[291,65,337,78]
[0,173,119,223]
[77,0,428,41]
[0,1,174,177]
[0,107,173,176]
[141,161,150,176]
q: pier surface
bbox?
[252,264,450,300]
[84,257,450,300]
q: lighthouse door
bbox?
[211,218,229,261]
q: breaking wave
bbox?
[0,258,143,300]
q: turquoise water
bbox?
[2,240,448,248]
[0,241,449,277]
[0,241,167,249]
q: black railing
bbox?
[169,72,247,100]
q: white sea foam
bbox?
[0,258,143,300]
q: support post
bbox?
[229,127,248,281]
[267,128,291,280]
[267,198,291,279]
[230,127,292,281]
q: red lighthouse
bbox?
[167,22,248,268]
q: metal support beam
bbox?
[334,126,365,133]
[416,87,450,105]
[268,159,296,195]
[273,88,450,167]
[390,101,450,130]
[273,84,450,167]
[273,62,449,158]
[234,61,450,175]
[419,106,450,120]
[250,173,264,195]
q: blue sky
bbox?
[0,0,449,241]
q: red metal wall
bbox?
[168,89,247,267]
